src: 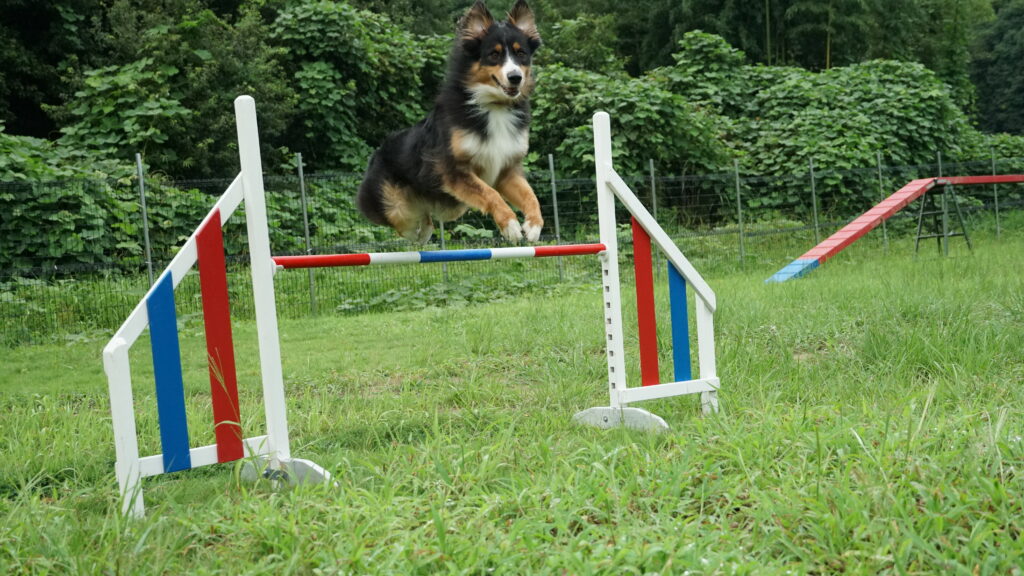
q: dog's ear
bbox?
[508,0,540,44]
[459,1,494,42]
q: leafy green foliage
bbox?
[653,32,978,214]
[271,0,446,170]
[0,176,137,271]
[291,62,368,170]
[1,1,1022,271]
[56,58,190,157]
[347,0,464,35]
[535,14,626,74]
[984,132,1024,160]
[449,223,494,240]
[271,176,393,249]
[0,122,141,270]
[530,64,728,180]
[103,5,297,178]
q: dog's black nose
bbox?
[507,71,523,86]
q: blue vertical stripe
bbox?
[668,263,692,381]
[146,273,192,473]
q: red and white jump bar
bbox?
[272,243,607,269]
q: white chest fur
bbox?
[457,108,529,187]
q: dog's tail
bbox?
[356,152,389,226]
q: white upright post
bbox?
[235,96,332,486]
[103,339,145,517]
[696,300,718,413]
[235,96,291,464]
[593,112,627,407]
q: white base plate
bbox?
[241,457,334,486]
[572,407,670,432]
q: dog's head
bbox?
[457,0,541,106]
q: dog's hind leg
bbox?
[416,214,434,244]
[382,182,433,243]
[496,170,544,242]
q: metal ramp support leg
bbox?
[915,183,971,256]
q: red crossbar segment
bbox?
[274,253,372,268]
[939,174,1024,186]
[196,210,243,463]
[533,243,606,257]
[631,218,660,387]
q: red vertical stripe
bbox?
[197,210,243,462]
[631,217,660,386]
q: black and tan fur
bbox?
[357,0,543,243]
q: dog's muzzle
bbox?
[492,74,522,98]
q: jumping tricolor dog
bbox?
[357,0,543,243]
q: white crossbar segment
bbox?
[138,435,271,477]
[489,247,536,259]
[619,378,720,404]
[369,252,423,265]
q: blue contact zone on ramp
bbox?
[766,259,820,283]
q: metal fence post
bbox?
[938,151,949,256]
[439,220,448,283]
[136,153,154,286]
[876,151,889,252]
[548,153,564,281]
[809,158,821,244]
[992,148,1001,238]
[734,159,746,267]
[649,159,658,220]
[296,153,317,315]
[649,159,662,278]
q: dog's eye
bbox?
[516,50,527,58]
[488,50,501,62]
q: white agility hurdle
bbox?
[103,96,719,517]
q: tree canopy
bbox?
[0,0,1021,184]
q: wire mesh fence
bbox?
[1,154,1022,346]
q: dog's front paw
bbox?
[523,219,543,242]
[501,219,524,242]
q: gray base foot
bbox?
[572,407,669,432]
[702,391,720,414]
[241,457,333,486]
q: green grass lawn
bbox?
[1,233,1023,574]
